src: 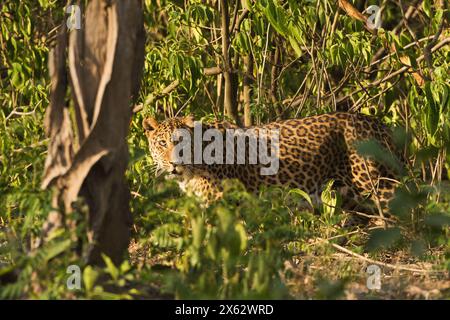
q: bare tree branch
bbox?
[133,67,223,113]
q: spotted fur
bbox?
[143,112,403,211]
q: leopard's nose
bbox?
[167,164,174,172]
[170,164,184,175]
[167,163,179,175]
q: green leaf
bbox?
[321,180,341,217]
[102,254,119,281]
[425,214,450,228]
[42,239,71,262]
[235,223,248,252]
[191,216,204,248]
[410,240,426,257]
[288,188,314,209]
[366,227,402,252]
[120,260,131,274]
[235,32,251,54]
[424,82,441,143]
[422,0,432,18]
[263,0,289,36]
[288,36,302,58]
[389,185,428,218]
[83,266,98,292]
[355,139,404,175]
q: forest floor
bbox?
[128,242,450,299]
[128,207,450,300]
[284,247,450,299]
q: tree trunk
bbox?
[243,54,253,127]
[270,40,283,119]
[220,0,240,126]
[40,0,145,265]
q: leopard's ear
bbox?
[182,115,195,128]
[143,117,158,131]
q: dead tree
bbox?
[40,0,145,265]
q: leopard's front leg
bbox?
[178,173,223,204]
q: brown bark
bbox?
[270,41,282,118]
[220,0,240,126]
[41,0,145,265]
[243,54,253,127]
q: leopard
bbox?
[143,112,404,214]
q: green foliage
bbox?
[1,0,450,299]
[139,182,309,299]
[366,227,402,252]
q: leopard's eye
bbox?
[158,140,167,147]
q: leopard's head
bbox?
[143,115,195,177]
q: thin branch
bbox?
[229,0,240,34]
[423,16,446,80]
[370,35,436,67]
[318,238,447,274]
[0,139,49,161]
[133,67,223,113]
[337,37,450,105]
[243,53,253,126]
[369,0,422,67]
[5,102,41,121]
[231,8,249,34]
[220,0,240,124]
